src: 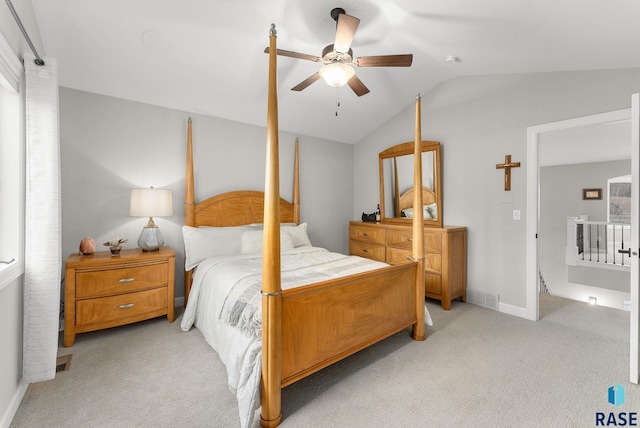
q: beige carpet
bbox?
[11,294,638,427]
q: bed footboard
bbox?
[280,261,419,386]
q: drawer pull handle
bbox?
[118,303,134,309]
[119,278,135,283]
[407,238,413,242]
[363,233,369,237]
[363,249,369,253]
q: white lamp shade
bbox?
[319,63,355,88]
[130,188,173,217]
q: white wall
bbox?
[354,68,640,311]
[59,88,354,299]
[540,160,631,309]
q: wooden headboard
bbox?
[187,190,297,227]
[398,186,436,215]
[184,120,300,228]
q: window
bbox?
[607,175,631,224]
[0,32,24,289]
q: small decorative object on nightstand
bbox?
[64,246,175,347]
[79,237,95,255]
[103,237,128,255]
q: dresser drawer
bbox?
[76,287,168,326]
[425,273,442,295]
[386,248,442,274]
[349,224,386,245]
[76,263,168,298]
[387,229,442,253]
[349,240,385,262]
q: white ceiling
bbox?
[539,119,631,167]
[30,0,640,144]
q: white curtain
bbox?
[22,53,61,383]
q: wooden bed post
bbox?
[293,138,300,225]
[184,117,195,306]
[185,117,195,227]
[393,157,399,217]
[261,24,283,428]
[411,94,426,341]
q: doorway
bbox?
[525,109,632,321]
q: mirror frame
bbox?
[378,140,442,227]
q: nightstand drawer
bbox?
[76,263,168,298]
[76,287,168,326]
[349,240,385,262]
[425,273,442,295]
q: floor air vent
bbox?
[467,288,500,310]
[56,354,72,373]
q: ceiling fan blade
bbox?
[347,75,370,97]
[334,13,360,53]
[354,54,413,67]
[291,72,322,92]
[264,47,322,63]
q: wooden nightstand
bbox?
[64,246,175,347]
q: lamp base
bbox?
[138,225,164,251]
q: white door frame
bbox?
[525,109,632,321]
[631,93,639,384]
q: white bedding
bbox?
[181,246,431,427]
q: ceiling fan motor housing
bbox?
[330,7,346,21]
[322,44,353,63]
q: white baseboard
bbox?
[0,380,28,428]
[499,302,530,319]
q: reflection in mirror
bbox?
[379,141,442,227]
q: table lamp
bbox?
[129,187,173,251]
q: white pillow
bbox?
[426,203,437,219]
[283,223,312,247]
[422,205,433,219]
[240,230,263,254]
[240,229,295,254]
[402,207,433,220]
[248,222,297,228]
[182,225,251,270]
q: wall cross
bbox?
[495,154,521,191]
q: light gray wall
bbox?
[59,88,354,299]
[0,0,44,424]
[354,68,640,310]
[540,160,630,309]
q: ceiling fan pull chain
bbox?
[335,88,340,116]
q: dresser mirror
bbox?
[378,141,442,227]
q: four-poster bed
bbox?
[181,25,428,428]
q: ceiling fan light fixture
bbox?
[319,62,355,88]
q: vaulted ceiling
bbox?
[31,0,640,144]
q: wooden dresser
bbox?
[64,246,175,347]
[349,221,466,310]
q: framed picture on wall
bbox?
[582,188,602,200]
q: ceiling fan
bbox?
[264,7,413,97]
